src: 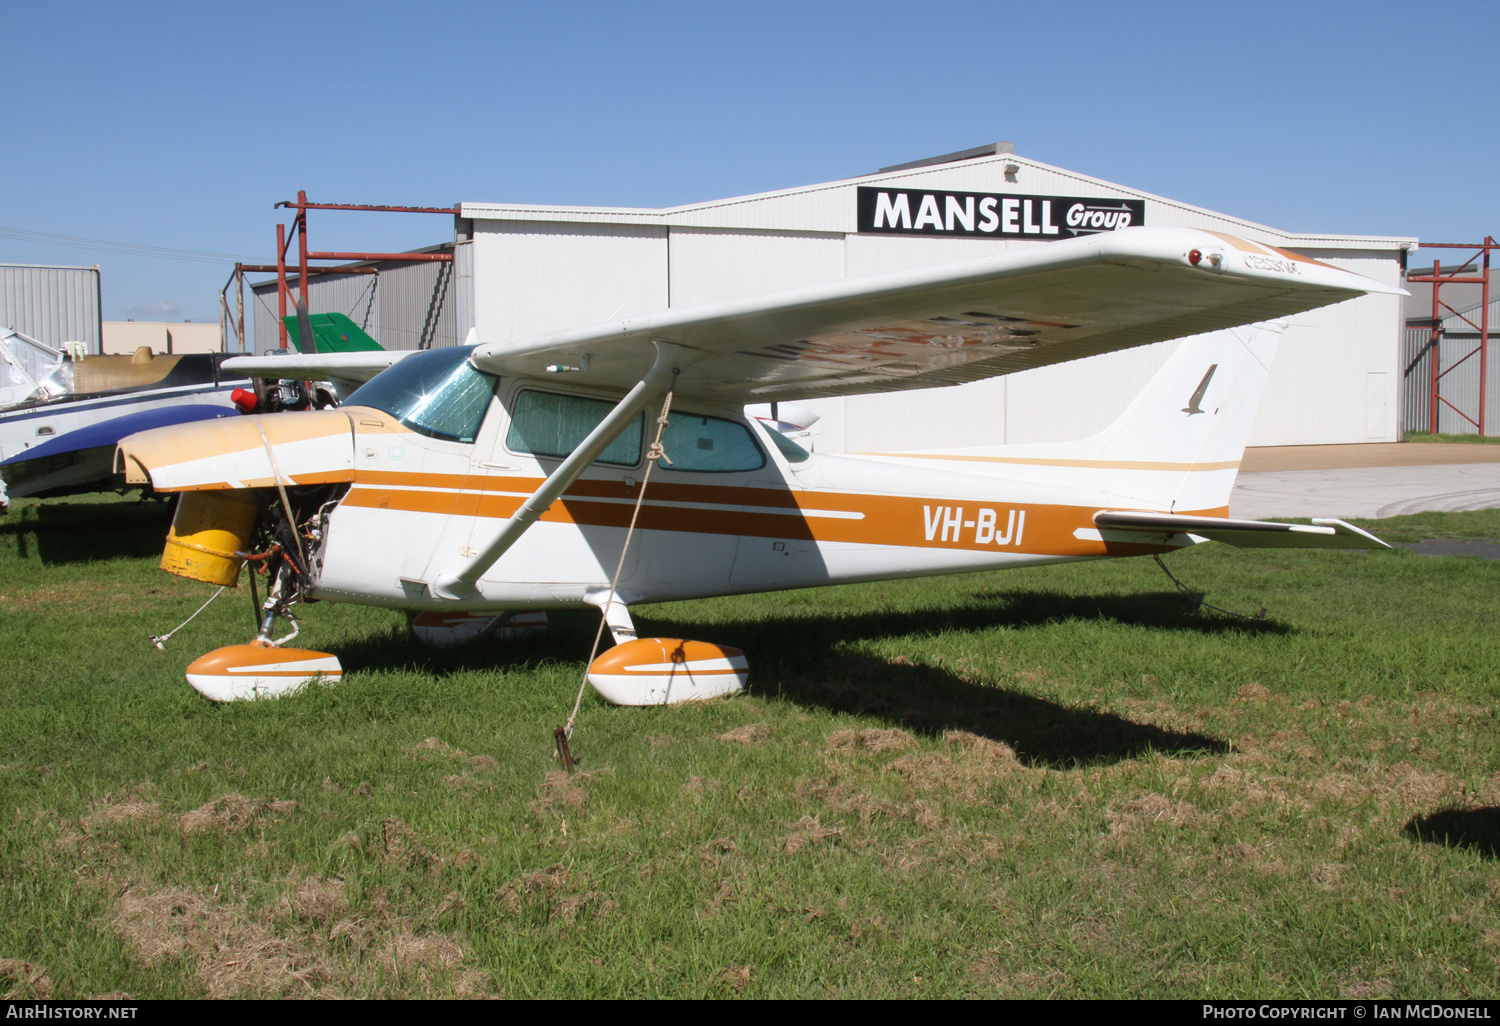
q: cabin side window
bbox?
[660,413,765,473]
[506,390,644,466]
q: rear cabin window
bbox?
[506,390,643,466]
[661,413,765,473]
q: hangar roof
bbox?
[462,148,1418,253]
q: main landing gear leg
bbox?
[578,589,748,706]
[584,589,638,645]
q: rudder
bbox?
[1089,322,1282,512]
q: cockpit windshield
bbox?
[344,346,497,443]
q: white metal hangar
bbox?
[254,143,1417,450]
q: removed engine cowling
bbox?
[161,489,260,586]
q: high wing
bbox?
[470,226,1403,402]
[1093,511,1390,550]
[219,350,414,402]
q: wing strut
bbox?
[431,340,699,601]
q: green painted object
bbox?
[281,312,384,353]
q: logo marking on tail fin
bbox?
[1182,364,1218,415]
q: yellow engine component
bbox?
[160,490,261,586]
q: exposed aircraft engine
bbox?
[155,482,349,701]
[158,483,346,642]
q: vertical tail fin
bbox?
[1087,322,1282,512]
[880,323,1282,514]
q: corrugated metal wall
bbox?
[373,259,461,351]
[471,222,667,345]
[0,264,102,353]
[252,270,377,353]
[668,227,844,307]
[251,245,473,354]
[453,242,474,346]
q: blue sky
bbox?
[4,1,1496,334]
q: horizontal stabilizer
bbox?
[1093,511,1390,550]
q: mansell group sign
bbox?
[856,186,1145,241]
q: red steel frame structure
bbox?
[218,191,458,352]
[1407,238,1495,436]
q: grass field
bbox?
[1404,431,1500,445]
[1,495,1498,999]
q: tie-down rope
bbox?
[555,379,677,769]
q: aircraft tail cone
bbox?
[587,638,748,706]
[185,643,342,702]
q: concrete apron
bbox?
[1229,443,1500,559]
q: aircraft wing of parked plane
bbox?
[219,227,1401,405]
[465,226,1404,401]
[0,327,248,509]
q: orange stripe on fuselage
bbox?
[349,469,809,508]
[338,469,1228,558]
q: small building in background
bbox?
[102,320,222,355]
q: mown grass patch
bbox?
[1348,508,1500,544]
[1,495,1498,997]
[1404,432,1500,445]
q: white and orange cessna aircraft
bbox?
[116,226,1398,704]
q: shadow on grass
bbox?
[1403,807,1500,859]
[2,497,175,563]
[637,595,1256,766]
[653,589,1290,648]
[330,612,595,668]
[332,590,1280,679]
[771,654,1225,769]
[330,601,1231,770]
